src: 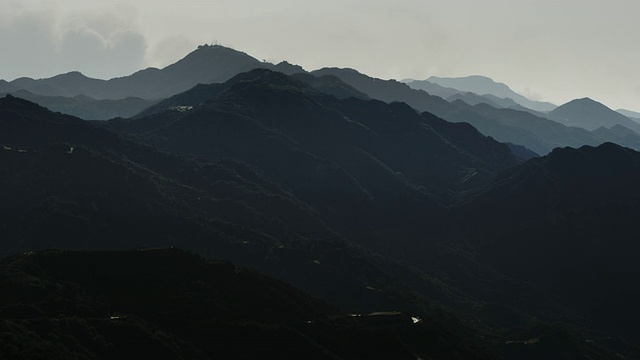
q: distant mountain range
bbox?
[421,75,557,112]
[311,67,640,155]
[617,108,640,121]
[2,45,303,101]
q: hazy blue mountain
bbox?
[3,90,156,120]
[616,108,640,121]
[4,45,307,101]
[426,75,557,112]
[548,97,640,134]
[591,124,640,150]
[403,79,465,99]
[312,68,624,155]
[505,102,549,117]
[479,94,520,108]
[451,102,602,154]
[446,92,503,107]
[407,79,524,110]
[10,71,109,98]
[0,79,19,93]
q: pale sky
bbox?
[1,0,639,111]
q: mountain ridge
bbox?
[423,75,556,112]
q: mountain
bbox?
[312,67,454,116]
[2,90,155,120]
[547,98,640,134]
[0,79,19,93]
[0,75,632,358]
[109,69,519,251]
[504,142,539,160]
[406,79,526,111]
[592,124,640,150]
[426,75,557,112]
[0,94,425,315]
[403,79,465,99]
[447,101,602,155]
[454,143,640,345]
[4,45,307,101]
[446,92,503,108]
[0,84,519,320]
[136,71,368,118]
[291,72,370,100]
[616,108,640,121]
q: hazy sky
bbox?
[1,0,639,111]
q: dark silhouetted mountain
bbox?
[548,98,640,134]
[426,75,557,112]
[273,60,307,75]
[455,143,640,343]
[2,90,155,120]
[0,81,630,358]
[4,45,307,101]
[0,91,521,321]
[0,248,500,360]
[0,94,435,315]
[112,69,518,208]
[291,73,370,100]
[137,71,368,118]
[311,67,454,116]
[106,74,639,357]
[504,142,539,160]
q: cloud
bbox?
[0,1,147,80]
[147,36,197,70]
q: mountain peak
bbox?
[547,97,640,132]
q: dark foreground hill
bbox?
[0,248,496,360]
[455,143,640,350]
